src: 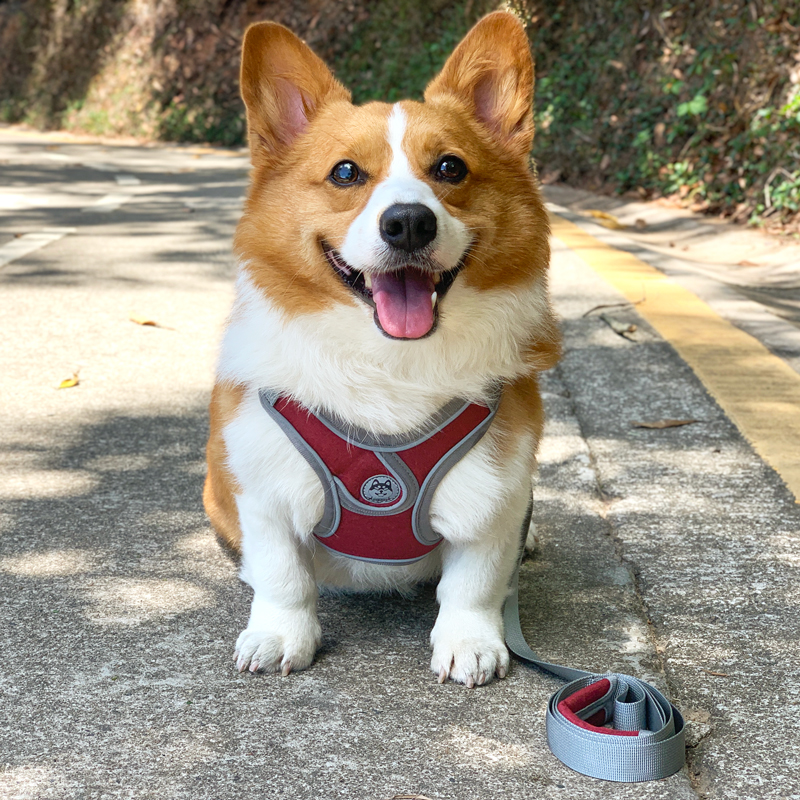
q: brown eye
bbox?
[434,155,467,183]
[330,161,360,185]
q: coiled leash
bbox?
[261,387,685,779]
[504,504,686,782]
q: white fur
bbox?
[339,105,470,274]
[216,108,550,684]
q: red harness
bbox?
[259,389,499,564]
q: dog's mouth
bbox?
[321,242,465,340]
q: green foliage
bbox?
[157,99,245,147]
[676,94,708,118]
[529,0,800,227]
[327,0,491,104]
[0,0,129,128]
[4,0,799,229]
[151,0,492,145]
[63,98,114,136]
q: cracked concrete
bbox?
[548,239,800,799]
[2,130,799,798]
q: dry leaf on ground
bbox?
[58,372,80,389]
[631,419,699,429]
[599,312,637,338]
[130,315,158,326]
[129,315,174,330]
[586,209,626,229]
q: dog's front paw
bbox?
[234,609,321,676]
[430,610,509,687]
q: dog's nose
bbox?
[379,203,437,252]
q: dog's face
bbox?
[234,12,556,355]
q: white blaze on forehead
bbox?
[385,104,415,189]
[338,104,470,273]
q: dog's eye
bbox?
[434,155,468,183]
[330,161,361,186]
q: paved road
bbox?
[1,128,799,800]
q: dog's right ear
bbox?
[424,12,534,161]
[240,22,350,164]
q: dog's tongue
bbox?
[371,268,435,339]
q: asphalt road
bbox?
[1,128,800,800]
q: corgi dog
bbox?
[203,10,560,687]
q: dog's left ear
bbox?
[424,11,534,160]
[240,22,351,164]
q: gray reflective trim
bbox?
[332,451,419,516]
[313,397,471,452]
[314,536,441,565]
[257,385,504,557]
[260,387,281,406]
[258,389,340,539]
[411,394,500,546]
[377,452,419,506]
[504,498,686,783]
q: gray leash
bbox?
[503,507,686,782]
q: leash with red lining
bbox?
[504,506,686,782]
[260,387,686,780]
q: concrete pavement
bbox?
[1,127,799,799]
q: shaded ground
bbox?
[1,133,799,798]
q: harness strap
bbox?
[504,507,686,782]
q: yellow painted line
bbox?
[550,212,800,503]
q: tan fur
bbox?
[234,101,393,317]
[399,99,550,294]
[233,12,551,327]
[492,372,546,464]
[424,11,535,160]
[240,22,351,167]
[206,11,560,559]
[204,382,245,550]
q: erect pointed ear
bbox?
[240,22,350,162]
[424,11,534,159]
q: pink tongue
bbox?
[371,268,435,339]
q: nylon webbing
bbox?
[504,516,686,781]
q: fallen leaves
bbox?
[129,314,158,327]
[631,419,700,429]
[540,168,562,185]
[129,314,173,330]
[586,209,626,229]
[599,313,637,339]
[58,372,80,389]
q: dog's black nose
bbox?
[379,203,437,252]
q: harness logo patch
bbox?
[360,475,401,505]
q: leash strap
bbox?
[503,512,686,781]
